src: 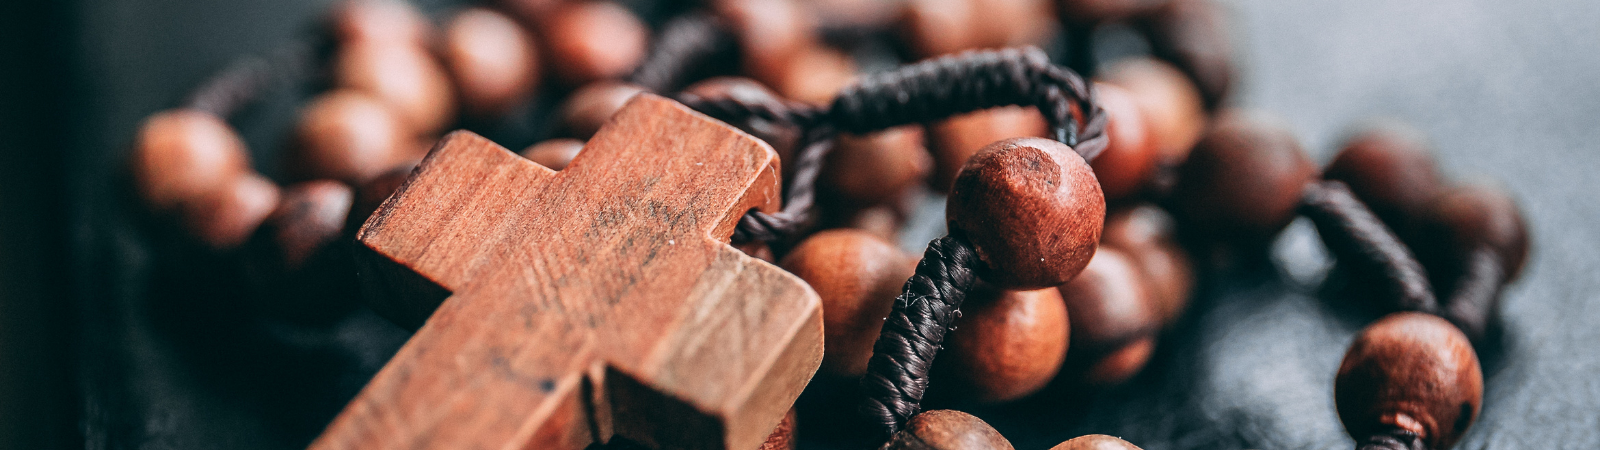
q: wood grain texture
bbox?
[313,94,823,450]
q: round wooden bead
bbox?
[884,410,1014,450]
[252,180,361,323]
[1100,206,1192,326]
[559,81,646,139]
[443,7,541,116]
[1081,335,1154,386]
[1050,434,1143,450]
[682,77,802,162]
[770,46,857,105]
[899,0,1052,58]
[967,0,1055,49]
[822,126,931,207]
[329,0,433,46]
[1336,312,1482,450]
[1323,123,1442,229]
[937,285,1069,403]
[543,1,648,85]
[1169,111,1316,241]
[948,137,1105,289]
[779,229,915,377]
[1100,58,1206,162]
[267,180,356,270]
[131,109,251,212]
[496,0,562,24]
[349,160,420,231]
[1057,247,1157,353]
[1418,182,1530,282]
[180,172,280,251]
[290,90,412,185]
[1088,82,1159,201]
[334,40,457,134]
[715,0,815,83]
[927,106,1049,193]
[519,138,585,170]
[1142,0,1235,109]
[757,407,798,450]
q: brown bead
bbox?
[131,109,251,212]
[1057,0,1164,23]
[1100,206,1192,326]
[735,240,778,263]
[1418,182,1531,282]
[844,204,907,242]
[558,81,647,139]
[937,285,1069,403]
[899,0,981,58]
[251,180,361,323]
[329,0,433,46]
[1323,123,1442,230]
[1100,58,1206,162]
[334,41,457,134]
[885,410,1014,450]
[948,137,1105,289]
[443,8,541,116]
[967,0,1055,49]
[542,1,648,85]
[822,126,932,207]
[267,181,356,270]
[290,90,413,185]
[715,0,816,83]
[757,407,798,450]
[1140,0,1235,110]
[780,229,915,377]
[1050,434,1143,450]
[927,106,1049,193]
[770,45,857,105]
[1336,312,1482,450]
[181,172,280,251]
[1058,247,1157,351]
[496,0,562,24]
[681,77,803,162]
[1081,335,1154,386]
[1089,82,1159,201]
[1169,111,1316,241]
[349,160,420,231]
[518,138,585,170]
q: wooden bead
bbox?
[1169,111,1316,241]
[927,106,1049,193]
[181,172,280,251]
[1050,434,1143,450]
[757,407,798,450]
[845,204,907,242]
[1081,335,1154,386]
[349,160,420,231]
[1323,123,1442,230]
[968,0,1055,49]
[443,8,541,116]
[948,137,1105,289]
[1057,0,1164,23]
[770,46,857,105]
[251,180,361,323]
[1100,58,1206,162]
[518,138,585,170]
[496,0,562,24]
[735,240,778,263]
[682,77,802,162]
[1336,312,1482,450]
[1089,82,1159,201]
[329,0,433,46]
[822,126,931,207]
[1057,247,1157,353]
[543,1,648,85]
[715,0,815,83]
[1142,0,1235,109]
[885,410,1014,450]
[1418,182,1530,282]
[899,0,981,57]
[131,109,251,212]
[334,41,457,134]
[1101,206,1192,326]
[780,229,914,377]
[937,285,1069,403]
[290,90,413,185]
[559,81,646,139]
[267,181,355,270]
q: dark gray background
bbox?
[0,0,1596,448]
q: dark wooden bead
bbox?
[757,407,798,450]
[443,8,541,116]
[131,109,251,212]
[1323,123,1442,230]
[559,81,647,139]
[329,0,433,46]
[1418,182,1531,282]
[1100,58,1206,163]
[496,0,562,24]
[968,0,1055,49]
[334,40,457,134]
[250,180,360,323]
[349,160,420,232]
[1050,434,1144,450]
[682,77,802,163]
[1081,335,1154,386]
[1089,82,1159,201]
[822,126,931,207]
[715,0,816,83]
[948,137,1105,289]
[1101,206,1192,326]
[780,229,915,377]
[899,0,1053,58]
[1139,0,1235,110]
[1169,111,1316,241]
[543,1,648,85]
[290,90,413,185]
[181,172,280,251]
[1057,247,1157,355]
[518,138,585,170]
[267,181,355,270]
[1336,312,1482,450]
[735,240,778,263]
[770,46,857,105]
[927,106,1049,193]
[937,285,1069,403]
[844,204,908,242]
[884,410,1014,450]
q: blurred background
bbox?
[2,0,1598,448]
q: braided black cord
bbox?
[1300,181,1439,314]
[676,94,832,243]
[1442,248,1504,344]
[625,13,734,93]
[184,37,323,118]
[1357,433,1427,450]
[858,235,980,439]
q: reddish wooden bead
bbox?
[518,138,585,170]
[334,41,457,134]
[948,137,1105,289]
[181,172,280,251]
[927,106,1049,193]
[443,8,541,116]
[682,77,802,163]
[1057,247,1157,353]
[1050,434,1143,450]
[715,0,816,83]
[1100,58,1206,163]
[1323,123,1442,229]
[1336,312,1482,450]
[559,81,646,139]
[885,410,1014,450]
[1419,182,1531,282]
[496,0,562,24]
[770,45,857,106]
[1100,206,1192,326]
[290,90,413,185]
[937,285,1069,403]
[1169,111,1316,241]
[822,126,932,207]
[1081,335,1154,386]
[329,0,433,46]
[131,109,251,212]
[968,0,1055,49]
[735,240,778,263]
[844,204,908,242]
[780,229,915,377]
[1089,82,1159,201]
[252,180,361,323]
[899,0,981,57]
[267,181,356,270]
[757,407,798,450]
[543,1,648,85]
[1142,0,1235,109]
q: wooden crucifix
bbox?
[311,94,823,450]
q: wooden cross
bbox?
[311,94,823,450]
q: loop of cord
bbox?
[1443,248,1504,344]
[1299,180,1439,315]
[625,12,734,93]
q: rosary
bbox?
[125,0,1529,449]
